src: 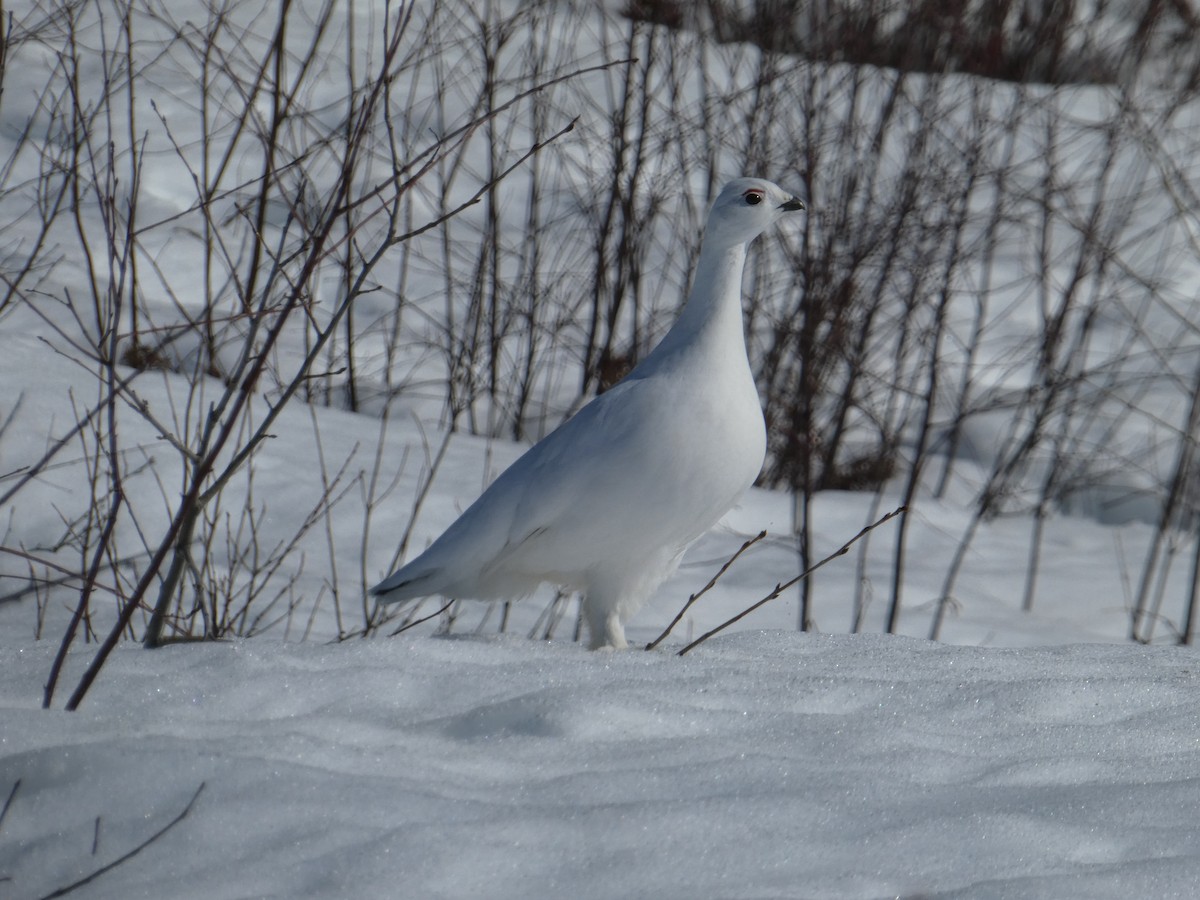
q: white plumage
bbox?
[372,177,804,648]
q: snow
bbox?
[4,634,1200,899]
[4,0,1200,895]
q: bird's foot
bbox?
[587,612,628,651]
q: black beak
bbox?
[779,196,805,212]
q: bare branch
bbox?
[677,508,905,656]
[646,530,766,651]
[38,782,206,900]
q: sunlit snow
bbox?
[4,0,1200,896]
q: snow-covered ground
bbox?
[4,298,1193,897]
[4,0,1200,896]
[4,634,1200,899]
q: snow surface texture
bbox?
[3,1,1200,894]
[372,179,803,650]
[3,633,1200,899]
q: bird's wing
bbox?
[372,376,669,599]
[484,377,656,541]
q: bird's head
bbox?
[703,177,804,248]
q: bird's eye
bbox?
[743,190,764,205]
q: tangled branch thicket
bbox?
[2,0,1200,702]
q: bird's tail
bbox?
[369,567,437,602]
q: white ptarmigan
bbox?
[372,178,804,648]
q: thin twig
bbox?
[646,531,766,651]
[43,482,124,709]
[387,599,454,637]
[677,507,905,656]
[0,779,20,834]
[0,548,125,601]
[388,119,578,245]
[38,782,206,900]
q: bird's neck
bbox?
[650,241,748,365]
